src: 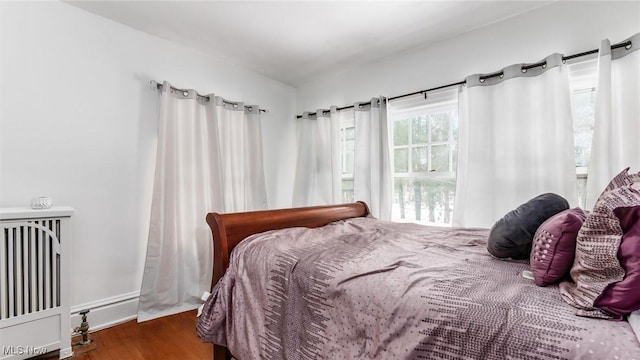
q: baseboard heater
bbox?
[0,207,73,360]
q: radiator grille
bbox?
[0,220,61,319]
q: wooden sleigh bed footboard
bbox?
[205,201,370,359]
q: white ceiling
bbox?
[66,1,554,86]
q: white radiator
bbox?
[0,207,73,360]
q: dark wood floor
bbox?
[41,310,213,359]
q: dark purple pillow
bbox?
[530,208,586,286]
[594,205,640,317]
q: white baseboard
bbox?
[69,291,139,334]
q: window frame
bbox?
[568,58,598,209]
[389,90,459,226]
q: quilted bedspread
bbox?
[197,217,640,360]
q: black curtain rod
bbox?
[295,39,632,119]
[563,40,632,62]
[153,81,267,113]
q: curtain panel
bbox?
[454,54,577,228]
[293,99,392,220]
[354,97,392,220]
[585,32,640,209]
[138,82,267,322]
[292,108,342,206]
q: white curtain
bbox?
[454,54,577,228]
[585,33,640,209]
[138,82,267,322]
[354,97,392,219]
[292,108,341,206]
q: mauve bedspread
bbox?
[197,217,640,360]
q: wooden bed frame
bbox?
[205,201,370,359]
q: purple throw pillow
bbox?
[593,205,640,317]
[530,208,586,287]
[559,169,640,319]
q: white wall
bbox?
[296,1,640,111]
[0,1,296,330]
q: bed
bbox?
[196,201,640,360]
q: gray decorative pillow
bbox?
[487,193,569,259]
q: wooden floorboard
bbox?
[40,310,213,360]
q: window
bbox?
[336,59,597,224]
[568,59,597,208]
[389,89,459,225]
[340,112,355,203]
